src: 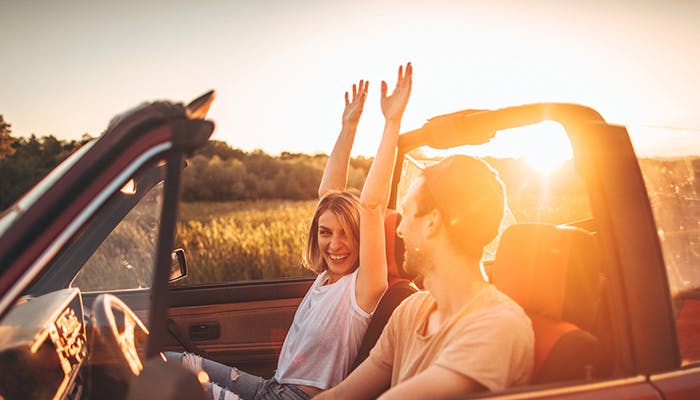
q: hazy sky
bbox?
[1,0,699,157]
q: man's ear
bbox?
[422,208,443,238]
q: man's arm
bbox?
[378,365,485,400]
[314,358,391,400]
[318,80,368,198]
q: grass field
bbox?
[174,182,593,287]
[175,199,317,285]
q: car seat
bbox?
[491,223,602,383]
[350,210,417,372]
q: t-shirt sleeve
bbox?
[434,310,534,392]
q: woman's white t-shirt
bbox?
[274,269,372,389]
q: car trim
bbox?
[0,143,171,315]
[650,364,700,380]
[483,375,649,399]
[167,279,315,307]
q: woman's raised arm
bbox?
[318,80,369,198]
[356,63,412,313]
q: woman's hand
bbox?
[319,80,368,198]
[342,80,369,129]
[380,63,412,123]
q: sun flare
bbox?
[522,147,572,175]
[512,122,573,175]
[416,121,574,175]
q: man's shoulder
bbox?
[402,290,433,305]
[465,286,533,336]
[484,285,527,312]
[393,290,434,316]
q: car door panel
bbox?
[163,297,301,377]
[81,277,312,378]
[650,366,700,400]
[161,279,312,378]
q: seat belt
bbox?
[166,318,210,358]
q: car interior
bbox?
[160,106,627,397]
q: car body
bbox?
[0,94,698,399]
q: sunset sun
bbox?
[515,122,573,174]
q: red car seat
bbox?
[491,223,602,383]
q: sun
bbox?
[515,122,573,174]
[415,121,574,174]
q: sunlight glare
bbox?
[418,121,574,174]
[515,122,573,174]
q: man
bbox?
[315,155,534,399]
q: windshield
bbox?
[24,159,167,297]
[70,181,164,291]
[630,126,700,299]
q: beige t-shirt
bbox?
[369,286,534,392]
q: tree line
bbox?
[0,116,93,210]
[181,141,371,202]
[0,115,371,210]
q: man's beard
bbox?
[403,243,433,278]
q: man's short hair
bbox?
[417,155,505,258]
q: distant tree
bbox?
[195,140,245,161]
[0,134,88,210]
[0,115,15,159]
[178,140,375,202]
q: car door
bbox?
[162,279,312,377]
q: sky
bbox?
[1,0,699,158]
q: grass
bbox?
[174,187,592,287]
[175,199,318,285]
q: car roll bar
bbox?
[398,103,606,152]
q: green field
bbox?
[175,200,318,285]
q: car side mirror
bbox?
[169,248,187,283]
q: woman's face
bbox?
[317,210,358,283]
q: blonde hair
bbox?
[303,191,360,274]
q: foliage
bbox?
[0,129,370,210]
[181,141,371,202]
[174,200,317,285]
[0,132,89,210]
[0,115,14,159]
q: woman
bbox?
[169,63,412,400]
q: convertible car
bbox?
[0,91,698,399]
